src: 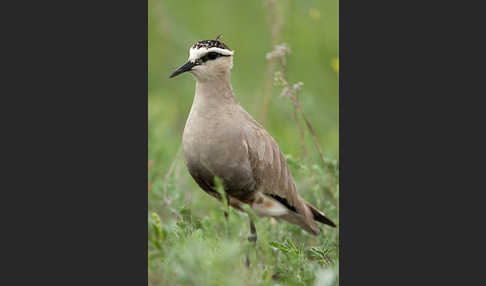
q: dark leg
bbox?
[223,210,230,237]
[224,211,229,224]
[246,217,257,267]
[248,218,257,242]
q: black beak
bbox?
[169,61,196,78]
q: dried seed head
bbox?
[279,81,304,98]
[279,86,291,98]
[292,82,304,93]
[266,43,291,60]
[273,71,286,86]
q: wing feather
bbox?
[244,124,311,220]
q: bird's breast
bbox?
[182,107,252,181]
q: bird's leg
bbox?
[222,210,231,238]
[224,210,229,224]
[221,209,233,239]
[246,216,258,267]
[248,218,257,242]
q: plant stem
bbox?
[276,58,336,196]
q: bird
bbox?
[169,36,336,241]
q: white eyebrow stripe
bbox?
[188,47,234,62]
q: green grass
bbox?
[149,155,339,286]
[149,0,338,285]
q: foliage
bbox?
[149,155,339,286]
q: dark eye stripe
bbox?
[200,52,229,63]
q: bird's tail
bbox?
[251,193,319,235]
[250,193,336,235]
[306,203,337,227]
[278,202,336,235]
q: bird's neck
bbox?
[194,76,236,106]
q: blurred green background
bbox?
[149,0,338,285]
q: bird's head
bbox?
[169,36,234,81]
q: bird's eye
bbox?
[207,52,220,60]
[199,52,221,63]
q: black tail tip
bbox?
[322,217,337,228]
[308,204,337,228]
